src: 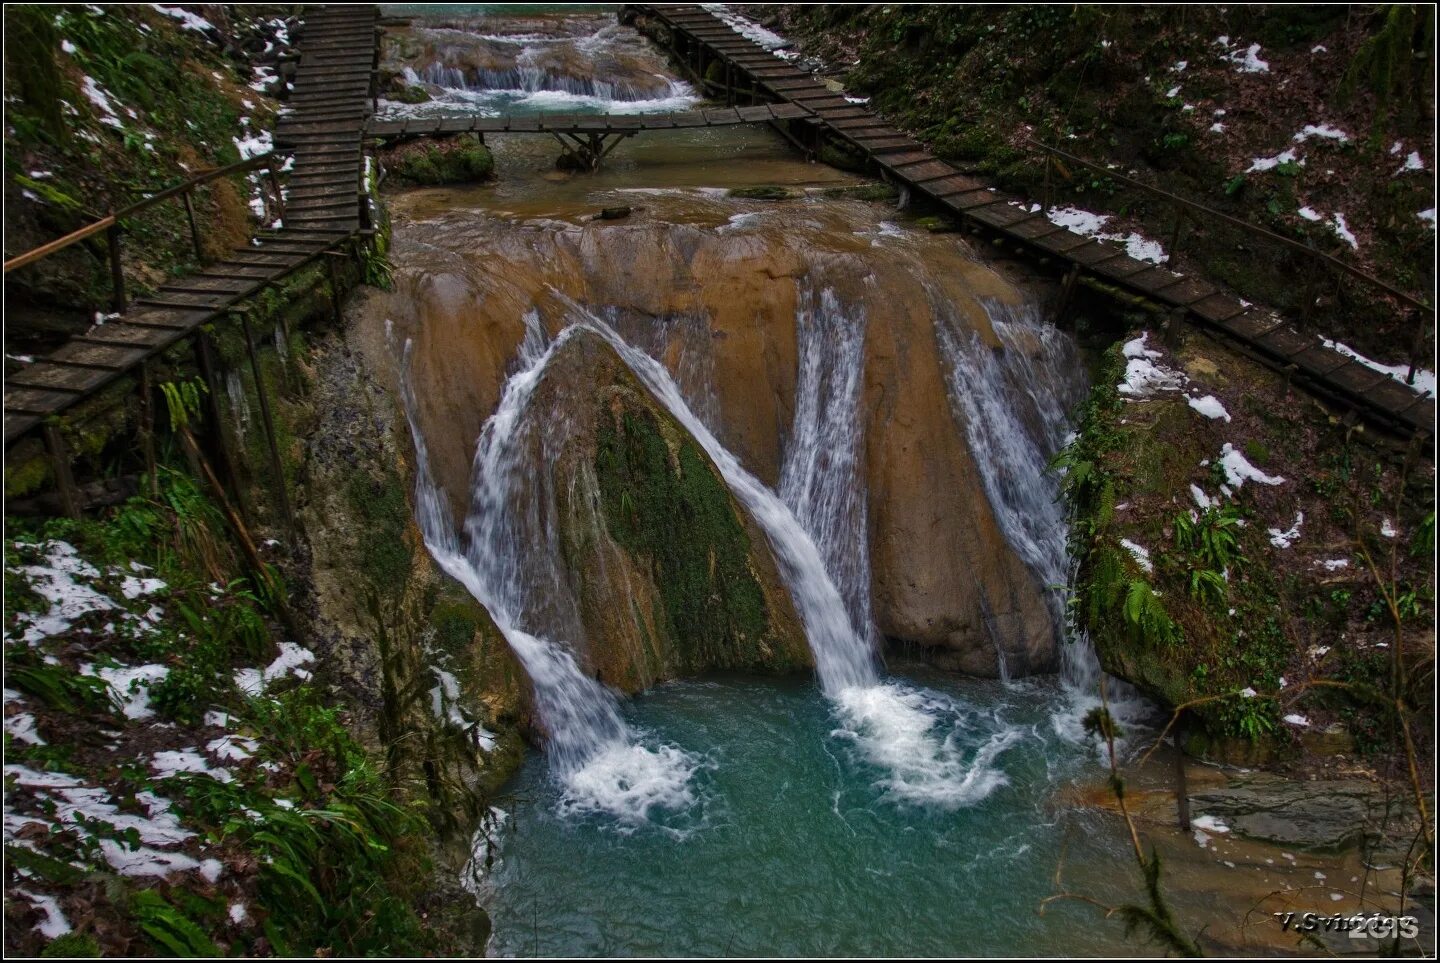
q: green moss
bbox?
[5,442,51,500]
[593,404,777,672]
[820,183,901,202]
[388,135,494,186]
[345,469,414,593]
[391,84,432,104]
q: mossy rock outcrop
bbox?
[534,330,813,691]
[384,134,494,186]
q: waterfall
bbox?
[778,284,875,650]
[933,298,1088,683]
[416,61,689,104]
[935,298,1149,742]
[403,287,1023,814]
[398,324,703,826]
[569,290,1017,810]
[559,296,880,695]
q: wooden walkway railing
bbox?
[4,5,382,450]
[624,3,1435,439]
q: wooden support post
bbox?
[1041,152,1053,214]
[325,252,343,325]
[1168,208,1186,261]
[181,191,203,262]
[267,164,286,221]
[176,422,297,637]
[42,422,81,519]
[1162,306,1188,350]
[1053,263,1081,327]
[106,223,126,313]
[237,310,296,539]
[193,332,251,523]
[139,363,159,498]
[1406,309,1427,386]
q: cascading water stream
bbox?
[397,318,704,826]
[935,297,1149,741]
[778,285,875,648]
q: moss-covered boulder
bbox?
[383,134,494,187]
[535,330,813,692]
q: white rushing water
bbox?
[399,319,705,828]
[935,297,1149,745]
[779,285,875,649]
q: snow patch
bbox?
[1247,148,1302,173]
[1043,206,1168,263]
[1267,513,1303,549]
[1186,394,1231,421]
[1293,124,1349,144]
[1218,443,1285,489]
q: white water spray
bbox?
[398,320,704,826]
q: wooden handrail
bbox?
[4,152,279,274]
[3,215,118,273]
[1027,138,1434,317]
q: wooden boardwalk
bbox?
[360,102,815,140]
[625,3,1435,439]
[4,6,380,446]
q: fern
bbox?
[130,890,222,957]
[160,377,208,430]
[1113,848,1204,956]
[1187,568,1229,608]
[1122,580,1178,646]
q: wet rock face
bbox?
[1190,772,1417,851]
[378,196,1062,681]
[536,331,813,691]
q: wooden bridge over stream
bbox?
[4,3,1432,515]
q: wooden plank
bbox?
[884,160,955,182]
[1031,229,1096,255]
[1254,325,1316,359]
[1088,253,1153,280]
[1062,239,1124,266]
[1189,292,1245,324]
[967,203,1033,229]
[945,188,1003,210]
[135,292,233,311]
[163,276,263,295]
[6,362,114,394]
[1219,309,1286,341]
[1326,359,1389,395]
[1007,216,1066,242]
[4,386,76,415]
[1156,277,1218,307]
[48,341,150,370]
[1127,266,1188,295]
[1288,343,1353,376]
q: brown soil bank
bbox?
[369,191,1061,680]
